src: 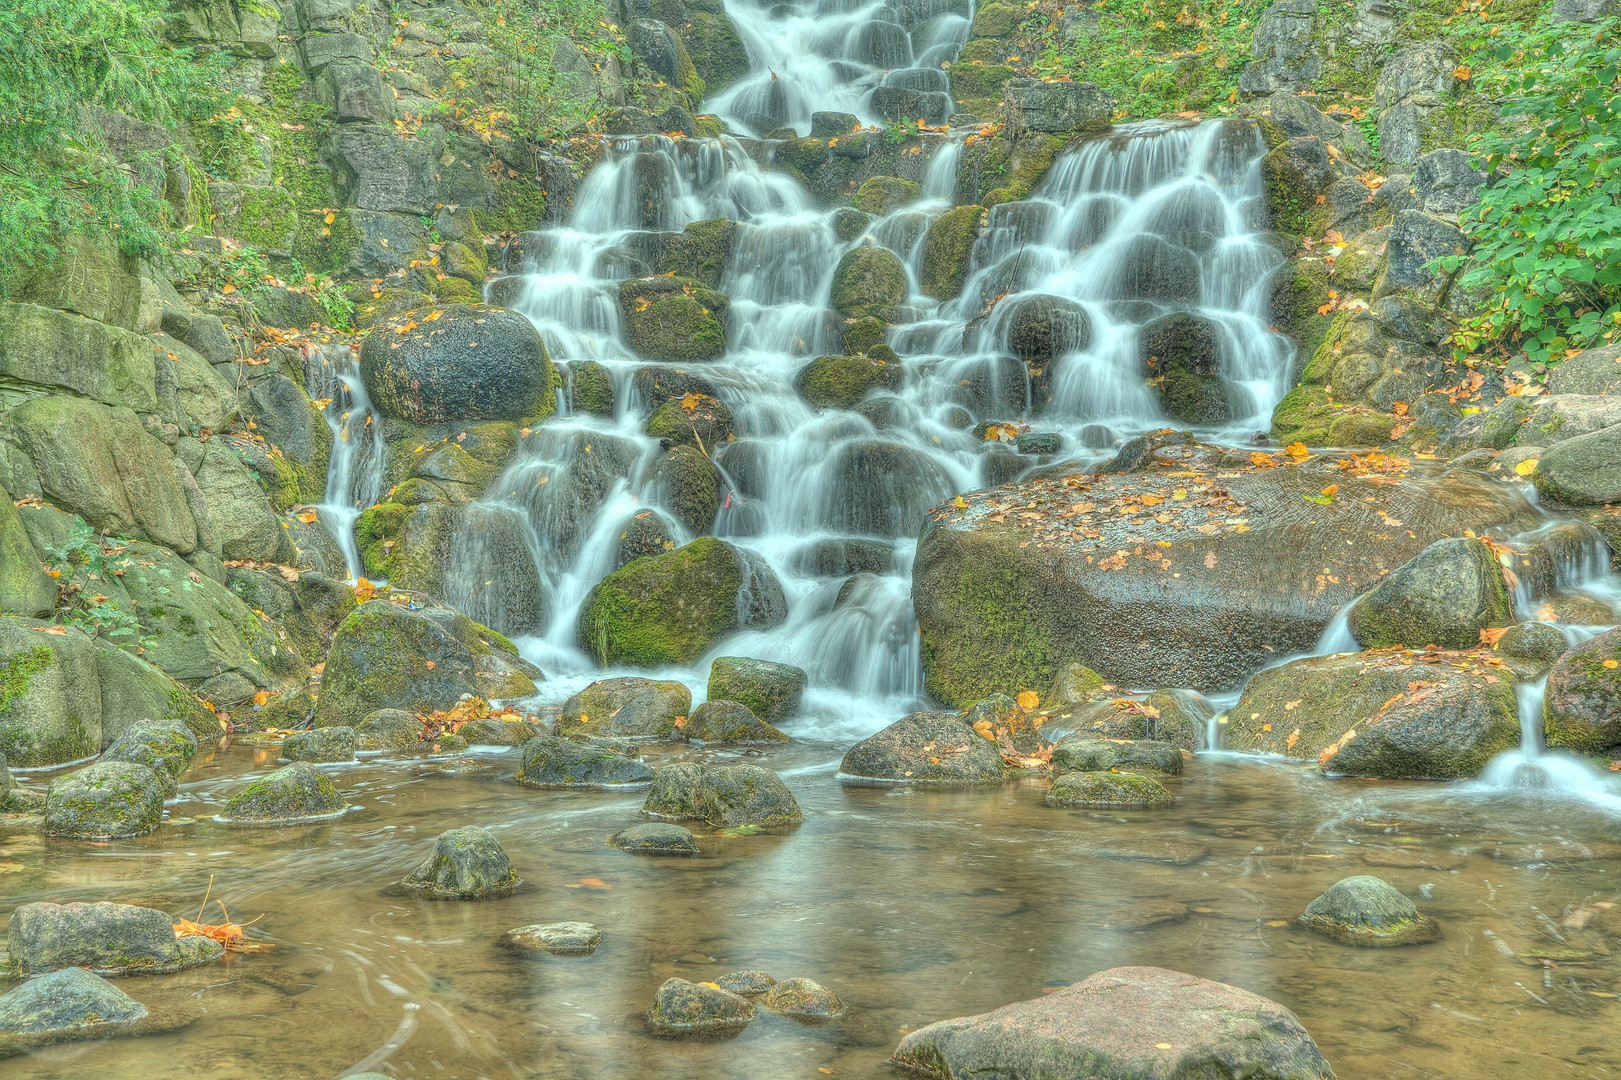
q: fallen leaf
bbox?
[1016,690,1039,710]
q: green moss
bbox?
[951,63,1018,100]
[483,178,548,233]
[579,537,743,666]
[970,2,1021,36]
[234,187,298,253]
[1281,259,1336,363]
[0,646,55,761]
[830,246,907,318]
[355,502,411,578]
[921,205,982,300]
[658,218,735,287]
[1262,144,1318,237]
[920,535,1056,707]
[794,355,901,409]
[980,135,1062,209]
[850,177,921,216]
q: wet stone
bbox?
[515,736,655,787]
[611,822,699,855]
[1015,432,1061,455]
[458,718,537,746]
[1301,874,1439,946]
[761,977,845,1019]
[401,825,520,900]
[1045,771,1174,808]
[715,970,776,995]
[1051,738,1184,776]
[357,708,422,750]
[1099,899,1190,931]
[221,762,345,824]
[98,720,197,797]
[6,900,223,976]
[0,966,148,1039]
[681,700,791,744]
[282,725,358,763]
[499,921,602,955]
[44,761,166,839]
[648,977,756,1036]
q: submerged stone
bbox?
[221,762,345,824]
[402,825,520,899]
[44,761,165,839]
[282,725,358,763]
[1045,771,1173,808]
[1301,875,1438,947]
[515,736,654,787]
[1051,738,1184,776]
[762,977,845,1019]
[611,822,699,855]
[0,966,148,1038]
[681,700,791,744]
[5,901,222,976]
[715,970,776,995]
[648,977,756,1035]
[499,921,602,955]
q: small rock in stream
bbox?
[1045,771,1174,808]
[648,977,756,1036]
[43,761,166,839]
[515,735,654,787]
[611,822,699,855]
[642,762,802,828]
[282,725,358,763]
[500,921,602,955]
[761,977,845,1019]
[1051,738,1184,776]
[0,966,148,1041]
[715,970,777,995]
[5,901,223,976]
[680,700,791,744]
[401,825,520,899]
[1301,875,1439,946]
[357,708,423,750]
[220,762,346,824]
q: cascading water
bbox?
[308,343,385,582]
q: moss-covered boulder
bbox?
[0,494,55,620]
[458,717,538,746]
[1050,738,1183,776]
[0,618,102,767]
[706,656,805,725]
[610,822,699,855]
[0,966,148,1044]
[850,176,922,216]
[1544,626,1621,755]
[839,712,1007,784]
[1140,313,1232,425]
[918,204,982,302]
[1347,537,1512,649]
[762,978,844,1019]
[682,700,790,744]
[645,444,722,536]
[5,901,222,977]
[357,708,423,750]
[913,453,1543,703]
[830,246,907,318]
[1045,770,1173,808]
[221,762,345,824]
[619,276,729,362]
[1045,662,1106,707]
[657,217,737,287]
[43,761,165,839]
[514,735,655,786]
[1230,649,1519,778]
[570,359,616,416]
[99,720,197,797]
[794,354,902,410]
[641,762,802,827]
[578,538,786,666]
[360,305,557,424]
[645,395,734,450]
[649,977,755,1035]
[282,726,358,763]
[1301,875,1438,946]
[314,600,538,726]
[560,677,691,738]
[401,825,520,899]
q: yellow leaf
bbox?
[1016,690,1039,710]
[952,495,968,509]
[1284,441,1309,460]
[221,283,236,294]
[323,212,336,225]
[1140,494,1163,506]
[1605,659,1618,669]
[1514,458,1539,476]
[395,321,418,334]
[423,309,443,322]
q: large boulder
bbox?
[619,276,729,362]
[1229,649,1519,778]
[893,966,1334,1079]
[94,646,214,745]
[514,735,654,786]
[830,246,907,318]
[851,176,921,216]
[839,712,1007,784]
[0,618,102,767]
[360,305,557,424]
[642,762,803,828]
[1374,40,1460,166]
[314,600,538,726]
[185,437,290,563]
[706,657,805,725]
[560,677,691,738]
[682,700,790,744]
[912,451,1542,703]
[1546,342,1621,396]
[1543,626,1621,755]
[401,825,520,899]
[44,761,165,839]
[578,538,786,666]
[1534,425,1621,505]
[1347,537,1512,649]
[5,901,222,976]
[920,204,983,301]
[0,303,157,411]
[0,966,148,1044]
[1002,78,1115,133]
[220,762,346,824]
[795,354,902,410]
[1238,0,1323,97]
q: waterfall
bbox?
[309,343,385,582]
[1475,679,1621,809]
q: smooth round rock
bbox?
[357,708,423,750]
[761,977,845,1019]
[5,901,223,977]
[220,762,345,824]
[44,761,165,839]
[611,822,699,855]
[282,725,358,763]
[499,921,602,955]
[1044,771,1173,808]
[1495,621,1568,669]
[515,735,654,787]
[706,657,807,725]
[0,966,147,1037]
[1301,875,1438,946]
[458,718,537,746]
[681,700,790,745]
[360,304,554,423]
[648,977,756,1035]
[402,825,520,899]
[715,970,777,995]
[99,720,197,797]
[1051,738,1184,776]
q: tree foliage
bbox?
[1441,16,1621,366]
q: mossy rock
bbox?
[657,218,736,287]
[951,63,1019,100]
[99,720,198,798]
[682,700,790,744]
[970,2,1021,36]
[707,656,806,725]
[560,677,691,739]
[43,761,166,838]
[514,735,654,786]
[1301,875,1439,947]
[4,900,222,977]
[1044,770,1173,808]
[357,708,422,750]
[920,205,982,300]
[839,712,1008,784]
[401,825,519,899]
[830,246,907,318]
[282,726,358,763]
[619,277,729,362]
[570,360,616,416]
[794,354,902,410]
[850,177,921,216]
[1045,661,1106,707]
[0,619,101,768]
[640,762,802,827]
[1544,626,1621,755]
[646,444,722,535]
[1346,537,1512,650]
[221,762,345,824]
[578,538,786,666]
[645,395,733,449]
[1050,738,1183,776]
[649,978,756,1034]
[360,304,556,425]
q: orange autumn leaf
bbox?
[395,320,418,334]
[423,309,444,322]
[1139,494,1163,506]
[1479,626,1509,647]
[1284,442,1310,461]
[1249,451,1278,468]
[1016,690,1040,710]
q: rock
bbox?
[716,970,776,995]
[189,438,289,562]
[642,762,803,827]
[1141,312,1231,424]
[327,60,394,124]
[610,822,699,855]
[644,394,734,451]
[0,966,148,1041]
[1534,424,1621,505]
[458,717,537,746]
[315,601,537,726]
[0,496,54,619]
[851,177,921,215]
[1231,650,1519,778]
[895,966,1334,1078]
[619,276,729,362]
[1517,395,1621,447]
[1546,342,1621,396]
[1412,148,1486,214]
[1554,0,1621,20]
[682,700,790,744]
[630,19,701,97]
[220,762,346,824]
[579,538,786,666]
[99,720,197,797]
[282,726,358,763]
[5,901,221,976]
[13,234,153,332]
[871,86,949,126]
[615,508,679,568]
[706,657,805,725]
[569,360,617,415]
[361,305,556,424]
[762,977,844,1019]
[1045,662,1106,707]
[402,825,520,899]
[1302,875,1438,946]
[0,303,157,412]
[1495,622,1569,672]
[649,977,755,1035]
[657,218,737,288]
[1347,537,1512,649]
[1003,294,1091,367]
[514,735,655,786]
[1002,78,1115,134]
[795,354,902,409]
[1045,771,1174,808]
[1238,0,1323,97]
[831,246,907,318]
[358,708,422,750]
[44,761,165,838]
[1051,738,1184,776]
[560,677,692,738]
[1374,41,1459,166]
[0,618,103,767]
[1265,94,1370,163]
[499,921,601,955]
[839,712,1007,784]
[1543,626,1621,754]
[920,205,983,301]
[645,445,720,535]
